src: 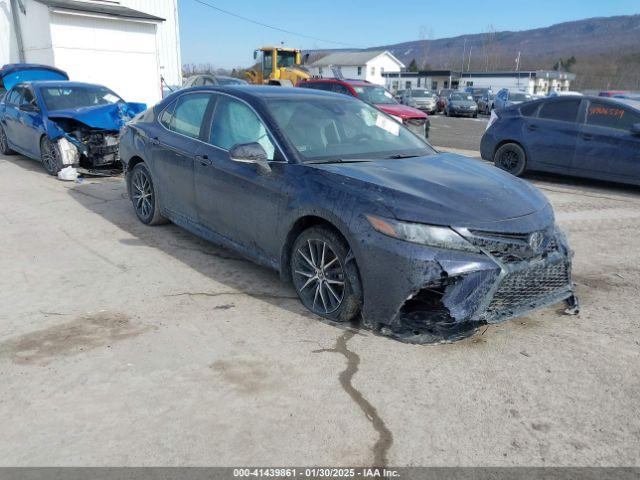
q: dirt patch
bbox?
[0,312,150,365]
[210,359,290,394]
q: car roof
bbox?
[21,80,110,89]
[170,85,354,102]
[305,78,371,87]
[502,95,640,113]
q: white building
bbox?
[384,69,576,95]
[308,50,404,86]
[0,0,181,107]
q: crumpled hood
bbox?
[377,103,427,119]
[310,153,552,229]
[0,63,68,90]
[48,102,146,130]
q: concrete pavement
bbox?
[0,153,639,467]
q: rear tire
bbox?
[0,124,15,155]
[40,137,62,175]
[291,226,362,323]
[494,143,527,177]
[130,163,168,225]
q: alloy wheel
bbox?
[41,139,59,173]
[0,127,7,152]
[499,149,522,172]
[132,169,154,220]
[293,239,345,315]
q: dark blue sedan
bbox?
[0,65,145,175]
[119,86,577,342]
[481,96,640,185]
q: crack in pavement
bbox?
[166,291,299,300]
[314,330,393,467]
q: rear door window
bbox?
[538,99,580,123]
[306,82,332,92]
[332,84,352,96]
[586,101,640,131]
[520,102,539,117]
[165,93,212,139]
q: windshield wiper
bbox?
[306,158,372,164]
[385,154,421,159]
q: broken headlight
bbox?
[366,215,479,252]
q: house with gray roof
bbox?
[308,50,404,86]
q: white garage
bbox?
[1,0,181,107]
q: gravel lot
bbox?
[429,113,489,151]
[1,148,639,467]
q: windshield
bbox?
[278,51,297,68]
[218,77,247,85]
[408,89,432,97]
[450,93,473,101]
[353,85,398,105]
[265,96,435,162]
[41,86,122,110]
[510,93,532,102]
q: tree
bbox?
[408,58,418,72]
[553,56,577,72]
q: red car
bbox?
[598,90,629,98]
[297,78,430,138]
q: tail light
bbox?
[486,110,499,131]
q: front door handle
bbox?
[582,134,593,141]
[195,154,211,166]
[149,136,160,146]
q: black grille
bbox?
[467,230,558,263]
[483,261,570,318]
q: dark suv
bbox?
[297,78,429,138]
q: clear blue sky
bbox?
[179,0,640,69]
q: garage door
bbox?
[50,11,162,107]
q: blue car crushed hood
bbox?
[310,153,551,230]
[0,63,68,91]
[48,102,147,131]
[0,65,147,174]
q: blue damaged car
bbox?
[0,63,146,175]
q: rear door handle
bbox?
[149,136,160,146]
[195,154,211,166]
[582,134,593,141]
[526,124,538,131]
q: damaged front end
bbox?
[358,215,578,344]
[46,102,145,175]
[49,119,121,175]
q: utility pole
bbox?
[461,38,467,74]
[467,46,473,72]
[9,0,26,62]
[515,51,521,89]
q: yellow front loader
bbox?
[245,46,310,86]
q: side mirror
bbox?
[631,123,640,136]
[253,50,259,60]
[229,142,271,174]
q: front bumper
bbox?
[450,107,478,116]
[354,221,575,342]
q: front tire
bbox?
[40,137,62,175]
[130,163,168,225]
[494,142,527,177]
[0,125,15,155]
[291,226,362,323]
